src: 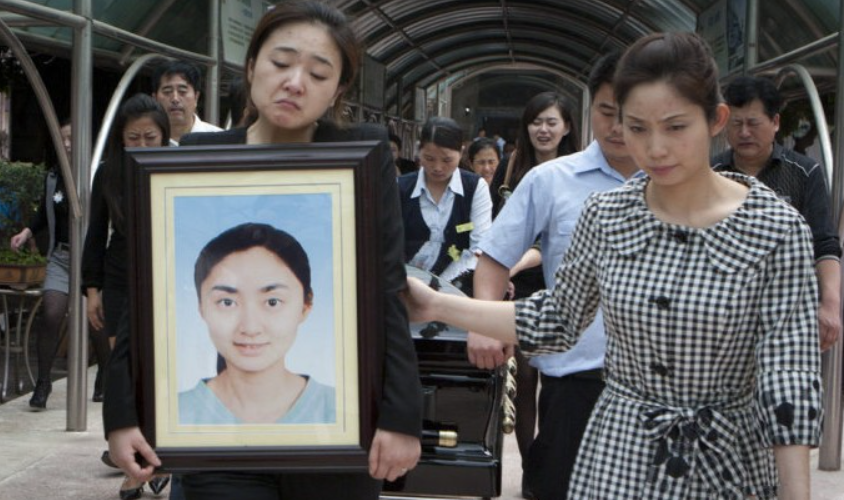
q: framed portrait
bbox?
[125,142,384,472]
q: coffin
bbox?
[383,267,511,499]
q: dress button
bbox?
[672,230,689,243]
[651,296,671,309]
[650,362,670,376]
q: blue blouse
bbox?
[178,375,336,425]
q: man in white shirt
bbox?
[152,60,221,145]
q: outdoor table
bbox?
[0,286,43,402]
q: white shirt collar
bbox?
[410,168,466,199]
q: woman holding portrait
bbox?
[104,2,421,499]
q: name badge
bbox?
[456,222,474,234]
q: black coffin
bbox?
[383,267,508,499]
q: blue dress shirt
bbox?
[479,141,640,376]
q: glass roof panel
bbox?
[757,0,840,62]
[4,0,840,110]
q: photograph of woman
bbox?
[178,222,335,425]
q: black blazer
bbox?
[103,123,423,439]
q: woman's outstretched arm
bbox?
[405,276,517,344]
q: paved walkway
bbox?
[0,369,842,499]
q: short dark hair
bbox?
[468,137,500,163]
[587,51,621,100]
[722,75,782,119]
[419,116,463,152]
[194,222,313,304]
[615,32,721,123]
[152,60,202,94]
[388,133,402,149]
[244,0,360,123]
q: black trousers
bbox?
[524,371,604,500]
[181,471,381,500]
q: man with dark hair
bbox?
[466,51,640,500]
[713,75,841,351]
[152,60,221,144]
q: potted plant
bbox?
[0,160,47,287]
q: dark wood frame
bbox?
[125,142,384,472]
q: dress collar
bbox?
[600,172,798,273]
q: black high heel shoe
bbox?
[100,450,118,469]
[149,474,171,495]
[119,476,143,500]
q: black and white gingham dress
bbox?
[516,173,823,499]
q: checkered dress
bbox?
[515,173,823,499]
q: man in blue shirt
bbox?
[468,52,640,500]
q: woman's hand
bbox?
[467,332,513,369]
[368,429,421,482]
[86,288,105,331]
[107,426,161,484]
[10,228,32,251]
[819,299,842,351]
[403,277,440,324]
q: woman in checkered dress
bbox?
[405,31,822,500]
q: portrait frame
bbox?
[125,142,384,472]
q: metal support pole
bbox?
[743,0,759,69]
[775,65,834,188]
[818,0,844,471]
[67,0,92,432]
[205,0,221,126]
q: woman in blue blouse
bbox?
[178,223,334,425]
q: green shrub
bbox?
[0,160,46,245]
[0,247,46,265]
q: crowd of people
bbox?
[4,1,840,500]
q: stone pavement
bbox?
[0,369,842,499]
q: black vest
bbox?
[398,169,480,275]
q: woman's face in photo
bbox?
[248,21,344,132]
[527,105,568,159]
[199,246,312,375]
[419,142,462,188]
